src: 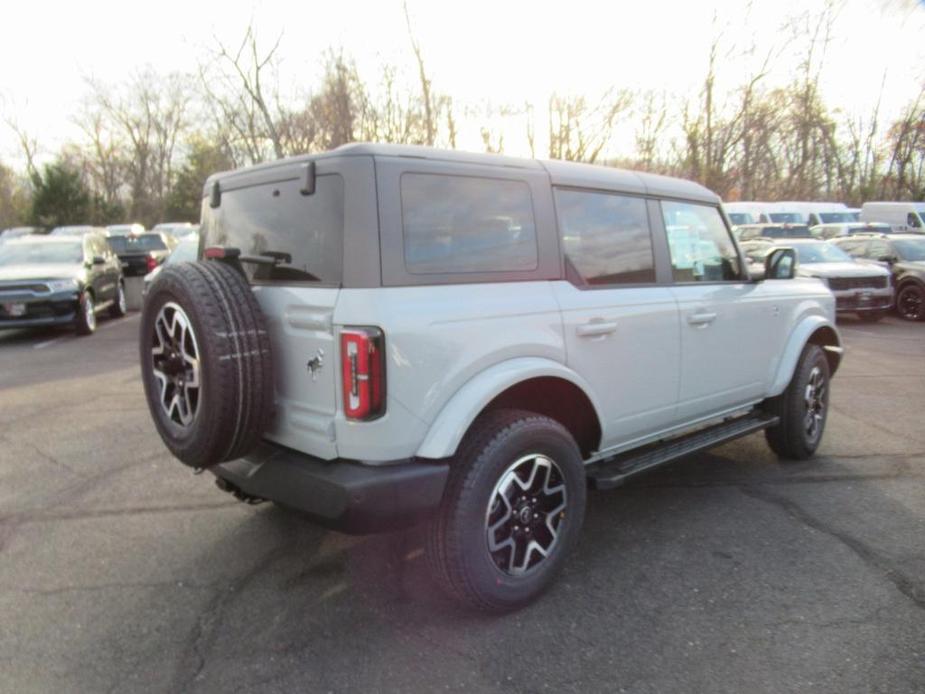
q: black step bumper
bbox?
[211,442,449,534]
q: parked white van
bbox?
[778,202,854,227]
[861,202,925,232]
[724,202,805,225]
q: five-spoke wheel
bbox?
[151,302,201,427]
[486,454,567,576]
[427,410,586,612]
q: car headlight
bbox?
[46,279,79,292]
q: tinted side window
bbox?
[662,201,743,282]
[400,173,538,274]
[201,174,344,285]
[554,189,655,286]
[908,213,922,229]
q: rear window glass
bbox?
[554,189,655,285]
[108,235,167,253]
[200,174,344,284]
[400,173,538,274]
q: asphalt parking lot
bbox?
[0,313,923,693]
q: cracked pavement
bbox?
[1,313,924,693]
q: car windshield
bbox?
[893,238,925,261]
[819,212,854,223]
[166,239,199,265]
[769,213,804,223]
[794,243,853,264]
[108,235,167,253]
[0,241,83,266]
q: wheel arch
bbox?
[768,316,842,397]
[415,358,604,460]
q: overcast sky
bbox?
[1,0,923,164]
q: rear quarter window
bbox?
[400,173,538,274]
[200,174,344,285]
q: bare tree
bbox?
[548,90,633,163]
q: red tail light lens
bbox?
[146,253,158,273]
[340,327,385,421]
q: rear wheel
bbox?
[426,410,586,612]
[109,281,127,318]
[75,292,96,335]
[763,344,830,461]
[896,283,925,321]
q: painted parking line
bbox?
[99,313,140,330]
[33,313,140,349]
[33,335,72,350]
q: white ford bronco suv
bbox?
[140,144,842,611]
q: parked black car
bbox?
[0,234,126,334]
[108,233,178,277]
[833,233,925,321]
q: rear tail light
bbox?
[146,253,158,273]
[340,327,385,421]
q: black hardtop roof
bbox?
[204,143,719,204]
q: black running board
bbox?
[586,411,779,490]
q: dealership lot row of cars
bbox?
[722,200,925,323]
[0,222,198,335]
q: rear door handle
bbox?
[577,321,618,337]
[687,311,718,326]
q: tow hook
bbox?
[215,476,266,505]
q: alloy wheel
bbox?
[84,294,96,331]
[485,454,567,576]
[897,286,923,321]
[803,365,827,442]
[151,302,201,427]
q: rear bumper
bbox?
[211,441,449,534]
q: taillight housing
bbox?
[340,327,385,421]
[146,253,158,273]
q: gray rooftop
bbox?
[207,143,719,203]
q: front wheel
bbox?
[763,344,830,460]
[75,292,96,335]
[426,410,586,612]
[110,281,127,318]
[896,283,925,321]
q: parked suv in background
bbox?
[741,238,892,321]
[0,233,126,334]
[833,234,925,321]
[140,144,842,611]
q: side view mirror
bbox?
[877,255,896,264]
[93,255,106,265]
[764,247,796,280]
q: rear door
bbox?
[200,155,376,459]
[551,190,680,448]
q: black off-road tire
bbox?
[140,261,273,469]
[896,282,925,321]
[110,281,127,318]
[75,291,96,335]
[763,344,830,461]
[426,409,586,612]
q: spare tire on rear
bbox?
[140,261,274,468]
